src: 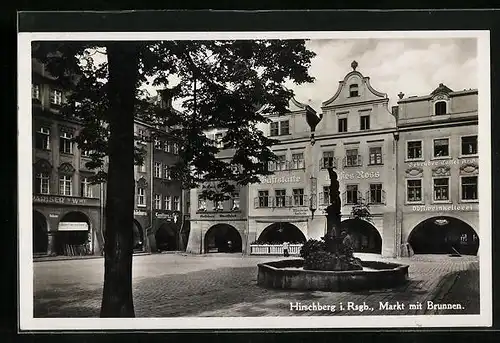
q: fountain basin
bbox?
[257,258,409,292]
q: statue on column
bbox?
[325,167,342,254]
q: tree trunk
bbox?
[100,42,140,318]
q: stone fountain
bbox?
[257,168,409,292]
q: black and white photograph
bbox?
[17,29,492,330]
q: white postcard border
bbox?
[18,30,492,330]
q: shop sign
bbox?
[291,208,309,216]
[407,158,478,168]
[327,171,380,181]
[156,212,172,219]
[199,213,239,219]
[58,222,89,231]
[33,195,99,206]
[134,210,148,216]
[411,204,475,212]
[261,176,301,184]
[49,213,59,218]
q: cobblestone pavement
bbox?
[33,253,479,318]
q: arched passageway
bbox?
[56,211,91,256]
[204,224,242,253]
[33,211,48,254]
[257,222,307,244]
[133,220,145,252]
[408,216,479,255]
[340,219,382,254]
[155,222,179,252]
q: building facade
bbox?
[395,84,479,256]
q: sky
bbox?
[90,38,478,112]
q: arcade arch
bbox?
[204,224,242,253]
[340,218,382,254]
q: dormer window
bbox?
[349,84,359,97]
[435,101,447,115]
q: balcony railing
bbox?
[365,190,386,205]
[319,157,338,169]
[342,155,363,168]
[250,244,303,256]
[254,195,310,209]
[267,159,305,172]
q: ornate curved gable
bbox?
[431,83,453,102]
[58,162,76,175]
[34,159,52,173]
[137,177,148,187]
[322,61,388,108]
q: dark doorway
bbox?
[204,224,242,253]
[133,220,145,252]
[33,211,48,255]
[340,219,382,254]
[155,222,179,252]
[408,216,479,255]
[56,211,91,256]
[257,222,307,244]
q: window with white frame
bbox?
[345,148,360,167]
[173,142,179,154]
[154,194,162,209]
[165,195,172,210]
[433,177,449,201]
[231,192,240,210]
[258,190,269,208]
[36,127,50,150]
[433,138,449,158]
[271,154,286,171]
[322,151,335,169]
[291,152,305,169]
[461,176,478,201]
[80,177,93,198]
[280,120,290,135]
[407,141,422,160]
[270,122,279,136]
[369,147,383,165]
[59,175,72,196]
[275,189,286,207]
[293,188,304,206]
[164,165,171,180]
[154,162,162,178]
[50,89,63,105]
[173,196,180,211]
[461,136,478,155]
[59,132,73,154]
[322,186,330,205]
[137,187,146,207]
[407,179,422,202]
[32,84,40,99]
[35,173,50,194]
[369,183,383,204]
[346,184,358,204]
[154,138,162,150]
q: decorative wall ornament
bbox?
[58,162,76,175]
[460,163,479,174]
[434,218,449,226]
[432,166,451,177]
[405,167,423,178]
[34,159,52,173]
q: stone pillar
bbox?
[47,231,56,256]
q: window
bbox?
[137,188,146,207]
[270,122,279,136]
[80,177,93,198]
[435,101,447,115]
[433,178,449,201]
[197,197,206,211]
[461,136,478,155]
[407,141,422,160]
[36,127,50,150]
[322,151,335,169]
[35,173,50,195]
[433,138,449,158]
[280,121,290,135]
[137,129,147,145]
[349,84,359,97]
[338,118,348,133]
[346,185,358,204]
[461,176,478,201]
[369,147,383,165]
[154,194,162,209]
[165,195,172,210]
[154,139,162,150]
[59,132,73,154]
[360,115,370,130]
[369,184,383,204]
[215,133,224,148]
[345,149,360,167]
[407,179,422,202]
[154,162,162,178]
[164,166,171,180]
[173,142,179,154]
[275,189,286,207]
[50,89,62,105]
[173,196,180,211]
[213,199,224,211]
[291,153,305,169]
[32,84,40,99]
[59,175,72,196]
[272,154,286,171]
[231,192,240,210]
[322,186,330,205]
[293,188,304,206]
[258,190,269,208]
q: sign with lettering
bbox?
[292,208,309,216]
[199,212,240,219]
[407,158,478,168]
[261,176,301,184]
[156,212,172,219]
[49,213,59,218]
[327,171,380,181]
[134,210,148,216]
[33,195,100,207]
[58,222,89,231]
[411,204,475,212]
